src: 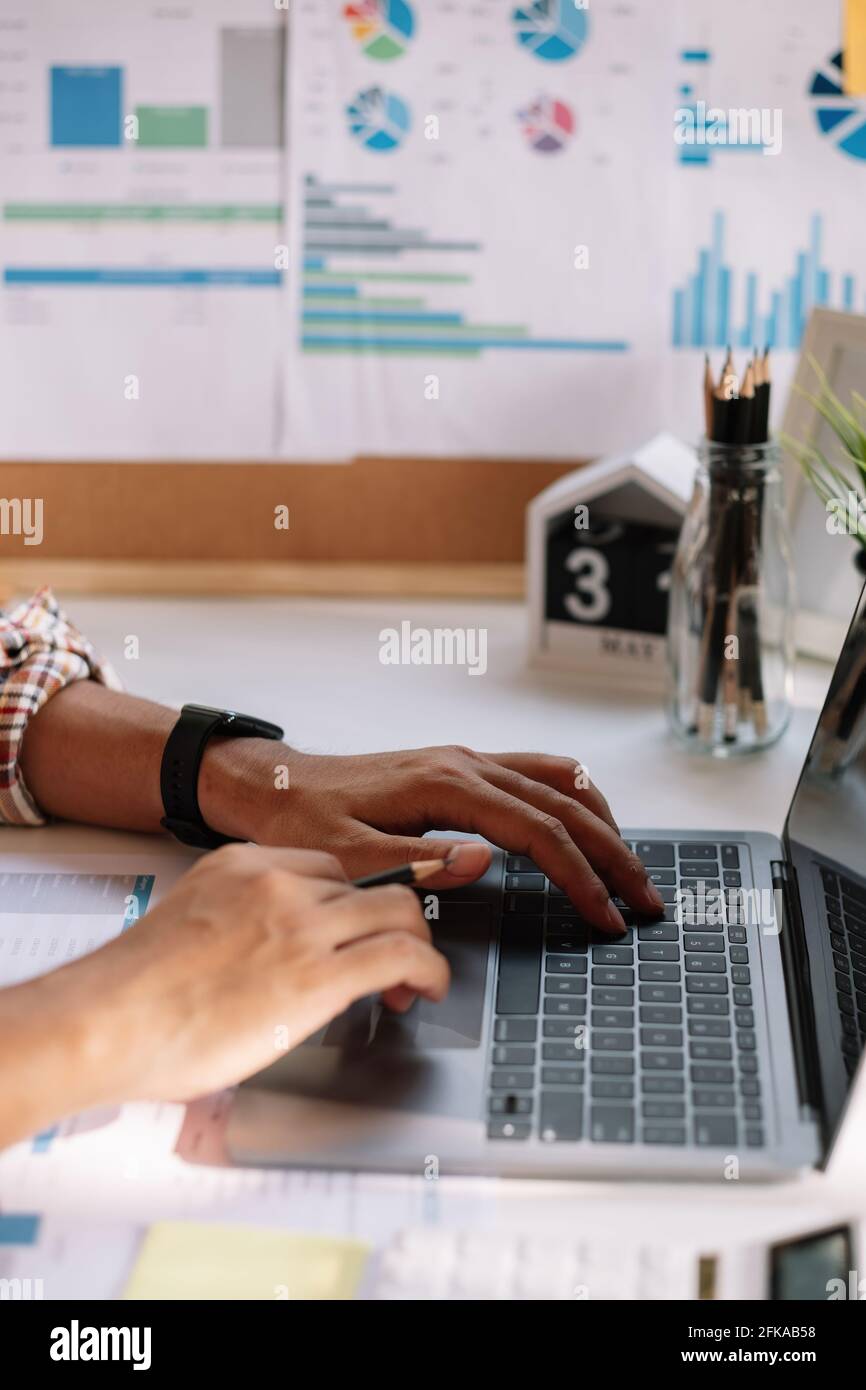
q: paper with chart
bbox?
[279,0,672,458]
[0,0,286,458]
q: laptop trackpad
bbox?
[319,902,491,1052]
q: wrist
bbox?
[197,735,294,843]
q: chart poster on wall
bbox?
[0,0,286,458]
[666,0,866,442]
[279,0,671,460]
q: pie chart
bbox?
[343,1,415,62]
[518,95,575,152]
[809,50,866,161]
[346,87,411,151]
[511,1,589,63]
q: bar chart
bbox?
[671,211,864,351]
[48,28,283,151]
[300,174,628,356]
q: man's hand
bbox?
[203,742,663,936]
[0,845,447,1145]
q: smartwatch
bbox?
[160,702,284,850]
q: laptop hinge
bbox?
[771,860,823,1120]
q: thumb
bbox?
[359,835,492,889]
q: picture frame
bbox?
[781,307,866,661]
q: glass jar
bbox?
[667,440,795,755]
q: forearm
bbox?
[18,681,277,840]
[0,965,123,1148]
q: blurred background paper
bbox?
[123,1222,369,1301]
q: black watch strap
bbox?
[160,702,283,850]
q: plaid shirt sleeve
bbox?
[0,588,121,826]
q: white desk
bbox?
[0,596,861,1297]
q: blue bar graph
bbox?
[51,67,122,147]
[4,268,281,286]
[671,212,865,351]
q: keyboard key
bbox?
[642,1075,684,1094]
[543,1018,584,1037]
[685,954,725,974]
[727,927,747,944]
[842,875,866,906]
[488,1120,531,1139]
[693,1089,735,1108]
[739,1055,759,1074]
[505,892,546,914]
[543,1042,583,1061]
[721,845,740,869]
[591,1055,634,1075]
[592,945,634,966]
[680,843,718,860]
[687,996,729,1015]
[643,1100,685,1120]
[505,873,545,892]
[680,860,719,879]
[496,920,542,1015]
[737,1031,757,1051]
[594,1031,634,1052]
[686,975,727,994]
[595,986,634,1008]
[640,1006,681,1025]
[731,966,751,985]
[506,856,537,873]
[541,1066,583,1086]
[590,1106,634,1142]
[694,1116,737,1146]
[683,934,724,953]
[723,871,742,887]
[640,1028,683,1048]
[729,946,750,965]
[638,924,679,942]
[489,1094,533,1114]
[644,1126,686,1145]
[490,1069,535,1090]
[492,1045,535,1066]
[638,943,680,962]
[636,842,675,867]
[639,964,681,982]
[733,987,752,1006]
[646,869,676,886]
[591,1008,634,1029]
[540,1091,582,1141]
[691,1065,734,1084]
[592,1080,633,1100]
[544,977,586,996]
[743,1104,762,1121]
[740,1079,760,1097]
[592,967,634,987]
[548,897,581,916]
[689,1041,732,1061]
[745,1127,765,1147]
[639,984,680,1003]
[545,934,587,954]
[688,1018,730,1038]
[642,1052,684,1071]
[546,954,587,974]
[494,1018,537,1042]
[544,997,584,1016]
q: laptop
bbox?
[227,581,866,1180]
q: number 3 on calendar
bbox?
[563,546,612,623]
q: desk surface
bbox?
[1,595,861,1291]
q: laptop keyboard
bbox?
[823,866,866,1076]
[488,841,765,1148]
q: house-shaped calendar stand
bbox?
[527,433,697,690]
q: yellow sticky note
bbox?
[844,0,866,95]
[123,1222,369,1301]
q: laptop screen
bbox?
[785,579,866,889]
[784,577,866,1141]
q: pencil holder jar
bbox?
[666,440,795,756]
